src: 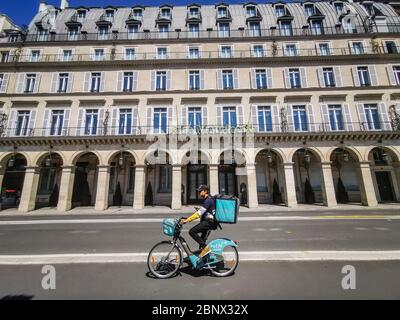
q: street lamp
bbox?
[304,150,311,164]
[343,150,349,162]
[266,149,273,164]
[7,146,17,168]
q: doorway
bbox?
[187,164,207,204]
[218,164,238,197]
[375,171,395,202]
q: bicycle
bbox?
[147,217,239,279]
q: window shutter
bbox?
[233,69,238,89]
[151,71,156,91]
[202,106,207,126]
[0,74,9,93]
[272,105,280,133]
[217,106,222,126]
[378,103,391,131]
[111,107,118,135]
[266,68,272,89]
[166,71,171,91]
[387,65,397,85]
[84,72,90,92]
[51,73,58,93]
[98,108,105,135]
[343,103,353,131]
[181,106,187,127]
[217,70,222,90]
[334,67,342,87]
[67,73,73,93]
[317,67,325,87]
[7,110,17,137]
[146,108,152,134]
[76,109,84,136]
[307,104,315,132]
[237,105,244,125]
[283,69,290,88]
[357,103,367,130]
[320,104,329,131]
[286,105,293,132]
[16,74,24,93]
[63,109,70,136]
[133,71,138,91]
[352,67,360,87]
[33,73,41,93]
[168,107,173,132]
[100,72,106,92]
[369,65,378,86]
[117,71,123,91]
[300,68,307,88]
[132,108,138,135]
[42,109,50,136]
[250,69,256,89]
[200,70,205,90]
[251,105,258,131]
[28,110,37,136]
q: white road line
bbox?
[1,251,400,265]
[0,215,400,226]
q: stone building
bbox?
[0,0,400,213]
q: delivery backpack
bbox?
[212,194,240,224]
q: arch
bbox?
[365,146,400,163]
[105,150,139,165]
[180,149,211,165]
[143,148,175,165]
[70,150,102,166]
[290,147,323,163]
[0,152,31,168]
[216,148,248,165]
[254,147,285,163]
[327,146,363,163]
[34,151,66,167]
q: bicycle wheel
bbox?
[210,246,239,277]
[147,241,182,279]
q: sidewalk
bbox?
[0,203,399,218]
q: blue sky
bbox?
[0,0,294,27]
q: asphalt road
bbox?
[0,217,399,255]
[1,261,399,300]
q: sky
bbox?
[0,0,296,27]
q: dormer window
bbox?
[276,5,285,17]
[217,7,228,18]
[98,26,109,40]
[310,20,324,35]
[105,9,115,20]
[334,2,344,15]
[37,29,49,41]
[304,4,316,16]
[246,6,256,17]
[68,26,80,41]
[133,9,143,19]
[161,8,171,19]
[363,3,374,16]
[189,7,200,18]
[77,10,86,21]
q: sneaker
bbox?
[199,246,211,258]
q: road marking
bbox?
[0,215,400,226]
[1,251,400,265]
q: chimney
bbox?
[39,1,47,13]
[60,0,69,10]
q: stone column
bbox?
[57,166,75,212]
[209,164,219,196]
[392,162,400,201]
[171,165,182,210]
[320,162,338,207]
[246,164,258,208]
[18,166,40,213]
[0,167,4,211]
[133,165,146,209]
[95,165,111,211]
[283,162,298,208]
[357,161,378,207]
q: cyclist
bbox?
[180,185,217,258]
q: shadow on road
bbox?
[1,294,34,300]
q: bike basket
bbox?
[215,197,239,224]
[163,218,178,236]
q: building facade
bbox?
[0,0,400,213]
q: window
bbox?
[218,22,230,37]
[255,69,267,89]
[128,163,135,192]
[158,24,169,38]
[15,111,30,136]
[105,10,115,21]
[62,50,73,62]
[84,109,99,135]
[39,166,57,193]
[393,66,400,85]
[188,24,199,37]
[323,68,336,87]
[25,74,36,93]
[159,165,172,192]
[133,9,143,19]
[30,50,41,62]
[118,109,132,134]
[319,43,331,56]
[220,46,232,58]
[90,73,102,92]
[188,107,202,128]
[188,47,200,59]
[217,7,228,18]
[37,29,48,41]
[258,106,273,132]
[93,49,105,61]
[128,25,139,39]
[364,104,381,130]
[385,41,398,54]
[153,108,167,133]
[289,68,301,88]
[189,7,200,18]
[305,4,316,16]
[125,48,136,60]
[328,105,344,131]
[284,44,298,56]
[123,72,135,92]
[0,74,4,90]
[334,2,344,15]
[68,27,80,41]
[352,42,364,54]
[252,45,264,57]
[246,6,256,17]
[77,10,86,21]
[310,20,324,35]
[249,22,261,37]
[98,26,109,40]
[50,110,64,136]
[222,70,234,90]
[8,34,19,43]
[223,106,237,127]
[344,19,356,34]
[357,67,371,86]
[58,73,69,92]
[280,21,293,36]
[0,51,10,63]
[275,5,285,17]
[157,47,168,59]
[160,8,171,19]
[189,71,200,90]
[156,71,167,91]
[293,106,308,131]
